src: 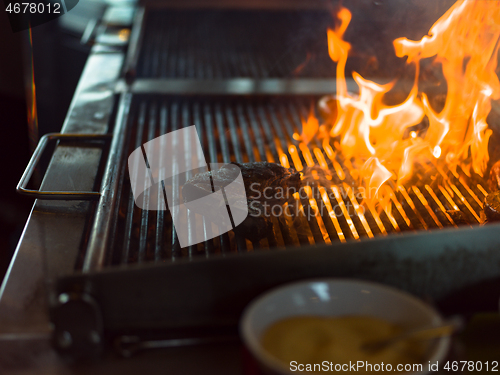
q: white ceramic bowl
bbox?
[240,279,450,375]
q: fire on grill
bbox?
[329,1,498,231]
[103,1,499,267]
[321,1,496,188]
[290,0,500,231]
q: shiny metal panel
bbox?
[122,78,357,95]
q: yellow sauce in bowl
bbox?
[261,316,428,374]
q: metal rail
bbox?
[119,78,357,95]
[83,93,133,271]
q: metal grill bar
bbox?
[204,103,232,254]
[122,102,147,264]
[169,102,182,258]
[137,10,335,79]
[102,95,489,267]
[155,103,168,261]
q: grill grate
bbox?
[103,95,489,267]
[137,10,336,79]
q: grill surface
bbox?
[138,10,336,78]
[97,95,489,267]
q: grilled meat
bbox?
[182,162,301,240]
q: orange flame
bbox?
[393,0,499,177]
[27,25,38,153]
[295,104,319,144]
[304,1,500,199]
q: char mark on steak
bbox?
[182,162,301,240]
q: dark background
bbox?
[0,9,32,282]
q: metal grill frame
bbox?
[96,94,490,267]
[58,222,500,334]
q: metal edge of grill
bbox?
[88,94,491,268]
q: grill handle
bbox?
[17,133,112,200]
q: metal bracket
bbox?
[52,292,104,360]
[17,133,112,200]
